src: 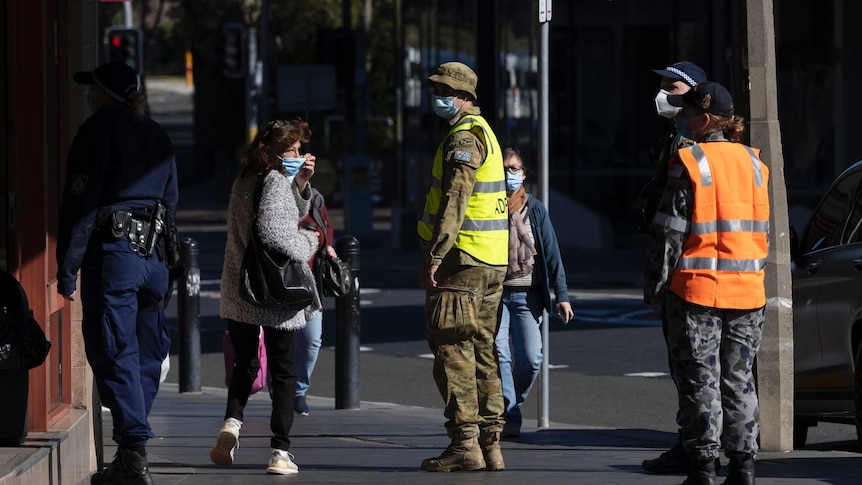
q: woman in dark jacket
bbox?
[495,148,574,439]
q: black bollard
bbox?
[334,235,360,409]
[178,237,201,393]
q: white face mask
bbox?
[654,89,682,119]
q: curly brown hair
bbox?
[242,118,312,175]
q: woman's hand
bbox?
[555,301,574,324]
[326,245,337,258]
[293,153,316,192]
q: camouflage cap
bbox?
[427,62,478,100]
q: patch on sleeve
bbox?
[667,163,684,179]
[70,174,88,195]
[453,150,472,162]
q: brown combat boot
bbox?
[420,437,486,472]
[478,430,505,471]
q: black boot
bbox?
[680,458,716,485]
[722,452,755,485]
[643,441,688,474]
[91,448,154,485]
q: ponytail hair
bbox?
[710,114,746,143]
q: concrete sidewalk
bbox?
[98,383,862,484]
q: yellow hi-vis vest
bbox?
[416,115,508,265]
[666,142,770,309]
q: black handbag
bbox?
[239,174,314,311]
[319,252,351,298]
[0,270,51,371]
[305,190,352,298]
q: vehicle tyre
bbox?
[854,345,862,451]
[793,416,810,449]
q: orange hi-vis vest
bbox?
[667,142,770,309]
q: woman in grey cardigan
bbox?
[210,119,320,475]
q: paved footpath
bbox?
[90,383,862,484]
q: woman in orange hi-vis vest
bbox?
[643,81,769,485]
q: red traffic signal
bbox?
[103,27,143,76]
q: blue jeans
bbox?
[295,313,322,397]
[495,287,544,428]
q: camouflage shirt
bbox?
[643,153,693,305]
[423,106,492,268]
[635,130,694,232]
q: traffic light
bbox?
[222,23,247,78]
[103,27,143,76]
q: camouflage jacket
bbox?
[643,154,693,306]
[635,130,694,232]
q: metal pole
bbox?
[259,0,271,123]
[537,2,551,429]
[178,237,201,393]
[335,236,361,409]
[246,27,260,142]
[123,1,133,28]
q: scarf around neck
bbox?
[506,187,536,278]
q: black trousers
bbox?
[224,319,297,451]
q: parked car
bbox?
[791,160,862,449]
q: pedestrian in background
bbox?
[637,61,715,476]
[293,187,337,416]
[495,147,573,439]
[57,61,178,485]
[210,118,321,476]
[645,82,769,485]
[417,61,509,472]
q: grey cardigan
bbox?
[219,170,321,330]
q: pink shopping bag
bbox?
[223,328,268,394]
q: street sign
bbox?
[539,0,552,23]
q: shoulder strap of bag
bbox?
[309,188,328,247]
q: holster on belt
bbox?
[105,202,166,258]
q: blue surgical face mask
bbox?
[278,156,305,177]
[505,171,524,192]
[432,95,461,119]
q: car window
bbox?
[802,170,862,253]
[844,185,862,244]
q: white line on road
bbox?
[624,372,669,378]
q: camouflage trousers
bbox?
[666,291,765,461]
[426,264,506,439]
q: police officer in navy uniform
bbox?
[57,61,178,485]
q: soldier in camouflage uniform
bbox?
[644,82,769,485]
[638,62,707,476]
[417,62,509,472]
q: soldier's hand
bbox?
[62,291,76,302]
[418,264,439,289]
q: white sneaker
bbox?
[210,418,242,466]
[266,449,299,475]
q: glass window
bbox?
[842,181,862,244]
[801,170,862,253]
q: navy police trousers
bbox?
[81,237,170,449]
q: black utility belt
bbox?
[107,210,164,257]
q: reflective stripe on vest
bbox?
[416,115,508,265]
[665,142,770,309]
